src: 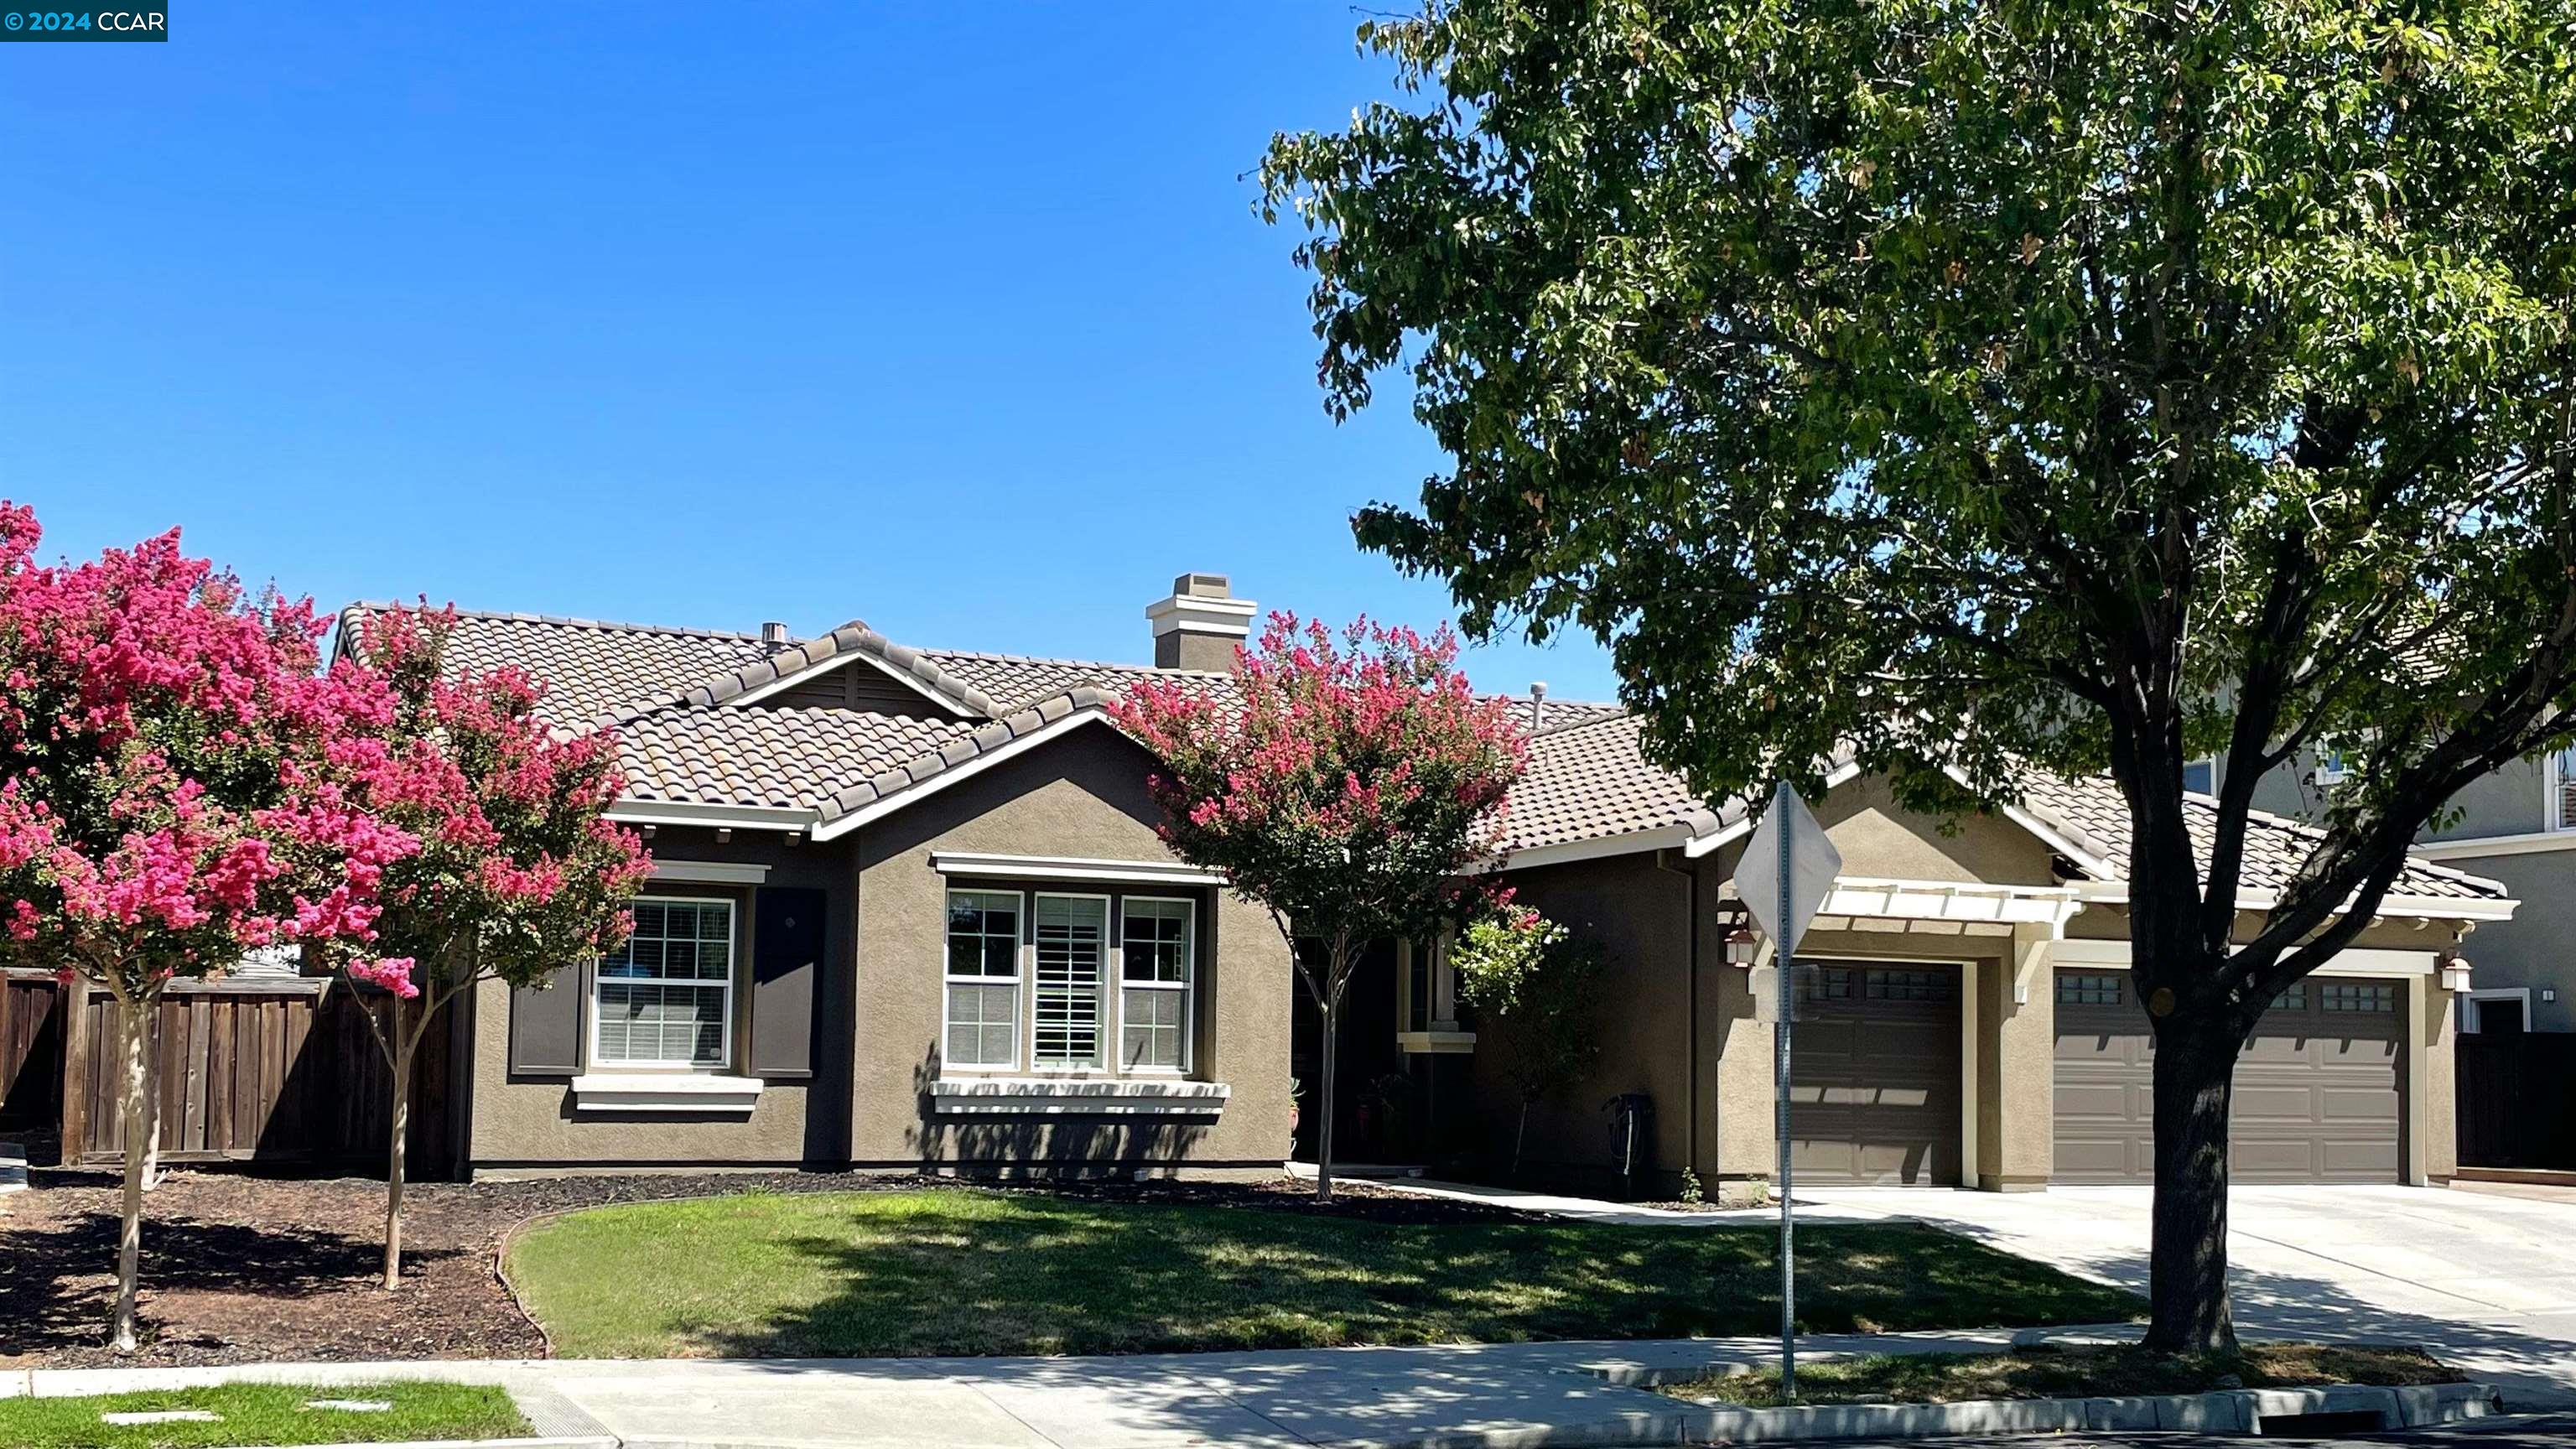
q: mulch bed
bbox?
[0,1166,1527,1369]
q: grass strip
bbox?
[0,1381,528,1448]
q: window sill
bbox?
[570,1072,765,1114]
[1397,1029,1478,1056]
[929,1078,1230,1117]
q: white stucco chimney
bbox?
[1146,573,1258,673]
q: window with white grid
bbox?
[2552,745,2576,833]
[2322,981,2397,1013]
[944,890,1022,1069]
[593,896,734,1067]
[1119,898,1194,1072]
[1032,894,1108,1067]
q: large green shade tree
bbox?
[1263,0,2576,1349]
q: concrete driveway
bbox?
[1805,1182,2576,1410]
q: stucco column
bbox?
[1976,925,2057,1191]
[1706,953,1774,1203]
[2413,974,2459,1185]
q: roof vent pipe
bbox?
[1529,681,1547,734]
[761,621,791,652]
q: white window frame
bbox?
[590,894,736,1072]
[943,887,1026,1072]
[1029,891,1113,1072]
[2466,987,2533,1034]
[2548,745,2576,834]
[1116,896,1196,1075]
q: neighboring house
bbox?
[2230,745,2573,1036]
[334,577,2511,1194]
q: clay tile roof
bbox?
[1501,712,1724,854]
[2015,771,2501,901]
[341,601,2500,911]
[817,687,1114,823]
[615,706,983,813]
[340,605,778,730]
[918,650,1233,715]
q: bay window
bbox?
[944,890,1023,1069]
[595,896,734,1068]
[1119,897,1194,1071]
[943,886,1199,1076]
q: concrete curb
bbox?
[1627,1379,2505,1444]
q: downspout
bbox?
[1654,849,1700,1176]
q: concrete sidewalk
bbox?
[3,1330,2049,1448]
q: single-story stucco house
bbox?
[337,574,2512,1193]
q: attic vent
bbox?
[761,621,791,652]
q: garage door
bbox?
[2052,968,2404,1185]
[1789,962,1963,1187]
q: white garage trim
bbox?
[2048,938,2445,979]
[2464,987,2533,1033]
[1960,958,1981,1187]
[2071,881,2518,922]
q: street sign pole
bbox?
[1739,779,1836,1406]
[1774,781,1796,1401]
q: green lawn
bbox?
[0,1383,527,1449]
[503,1187,2142,1358]
[1659,1343,2462,1407]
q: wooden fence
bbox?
[2457,1032,2576,1171]
[0,973,60,1133]
[54,977,455,1176]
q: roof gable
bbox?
[688,622,995,720]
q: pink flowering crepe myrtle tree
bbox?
[328,603,649,1290]
[1111,613,1526,1202]
[0,506,420,1353]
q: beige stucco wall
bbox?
[1811,776,2060,886]
[847,724,1293,1173]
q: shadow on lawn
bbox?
[0,1197,461,1358]
[678,1194,2142,1359]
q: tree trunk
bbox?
[382,1034,413,1291]
[112,995,150,1353]
[2144,1022,2241,1353]
[1315,991,1339,1204]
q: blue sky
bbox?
[0,3,1622,703]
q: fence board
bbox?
[0,976,62,1132]
[67,981,454,1175]
[2458,1033,2576,1171]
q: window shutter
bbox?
[508,965,584,1077]
[750,887,823,1079]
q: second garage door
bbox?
[2053,967,2405,1185]
[1790,962,1963,1187]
